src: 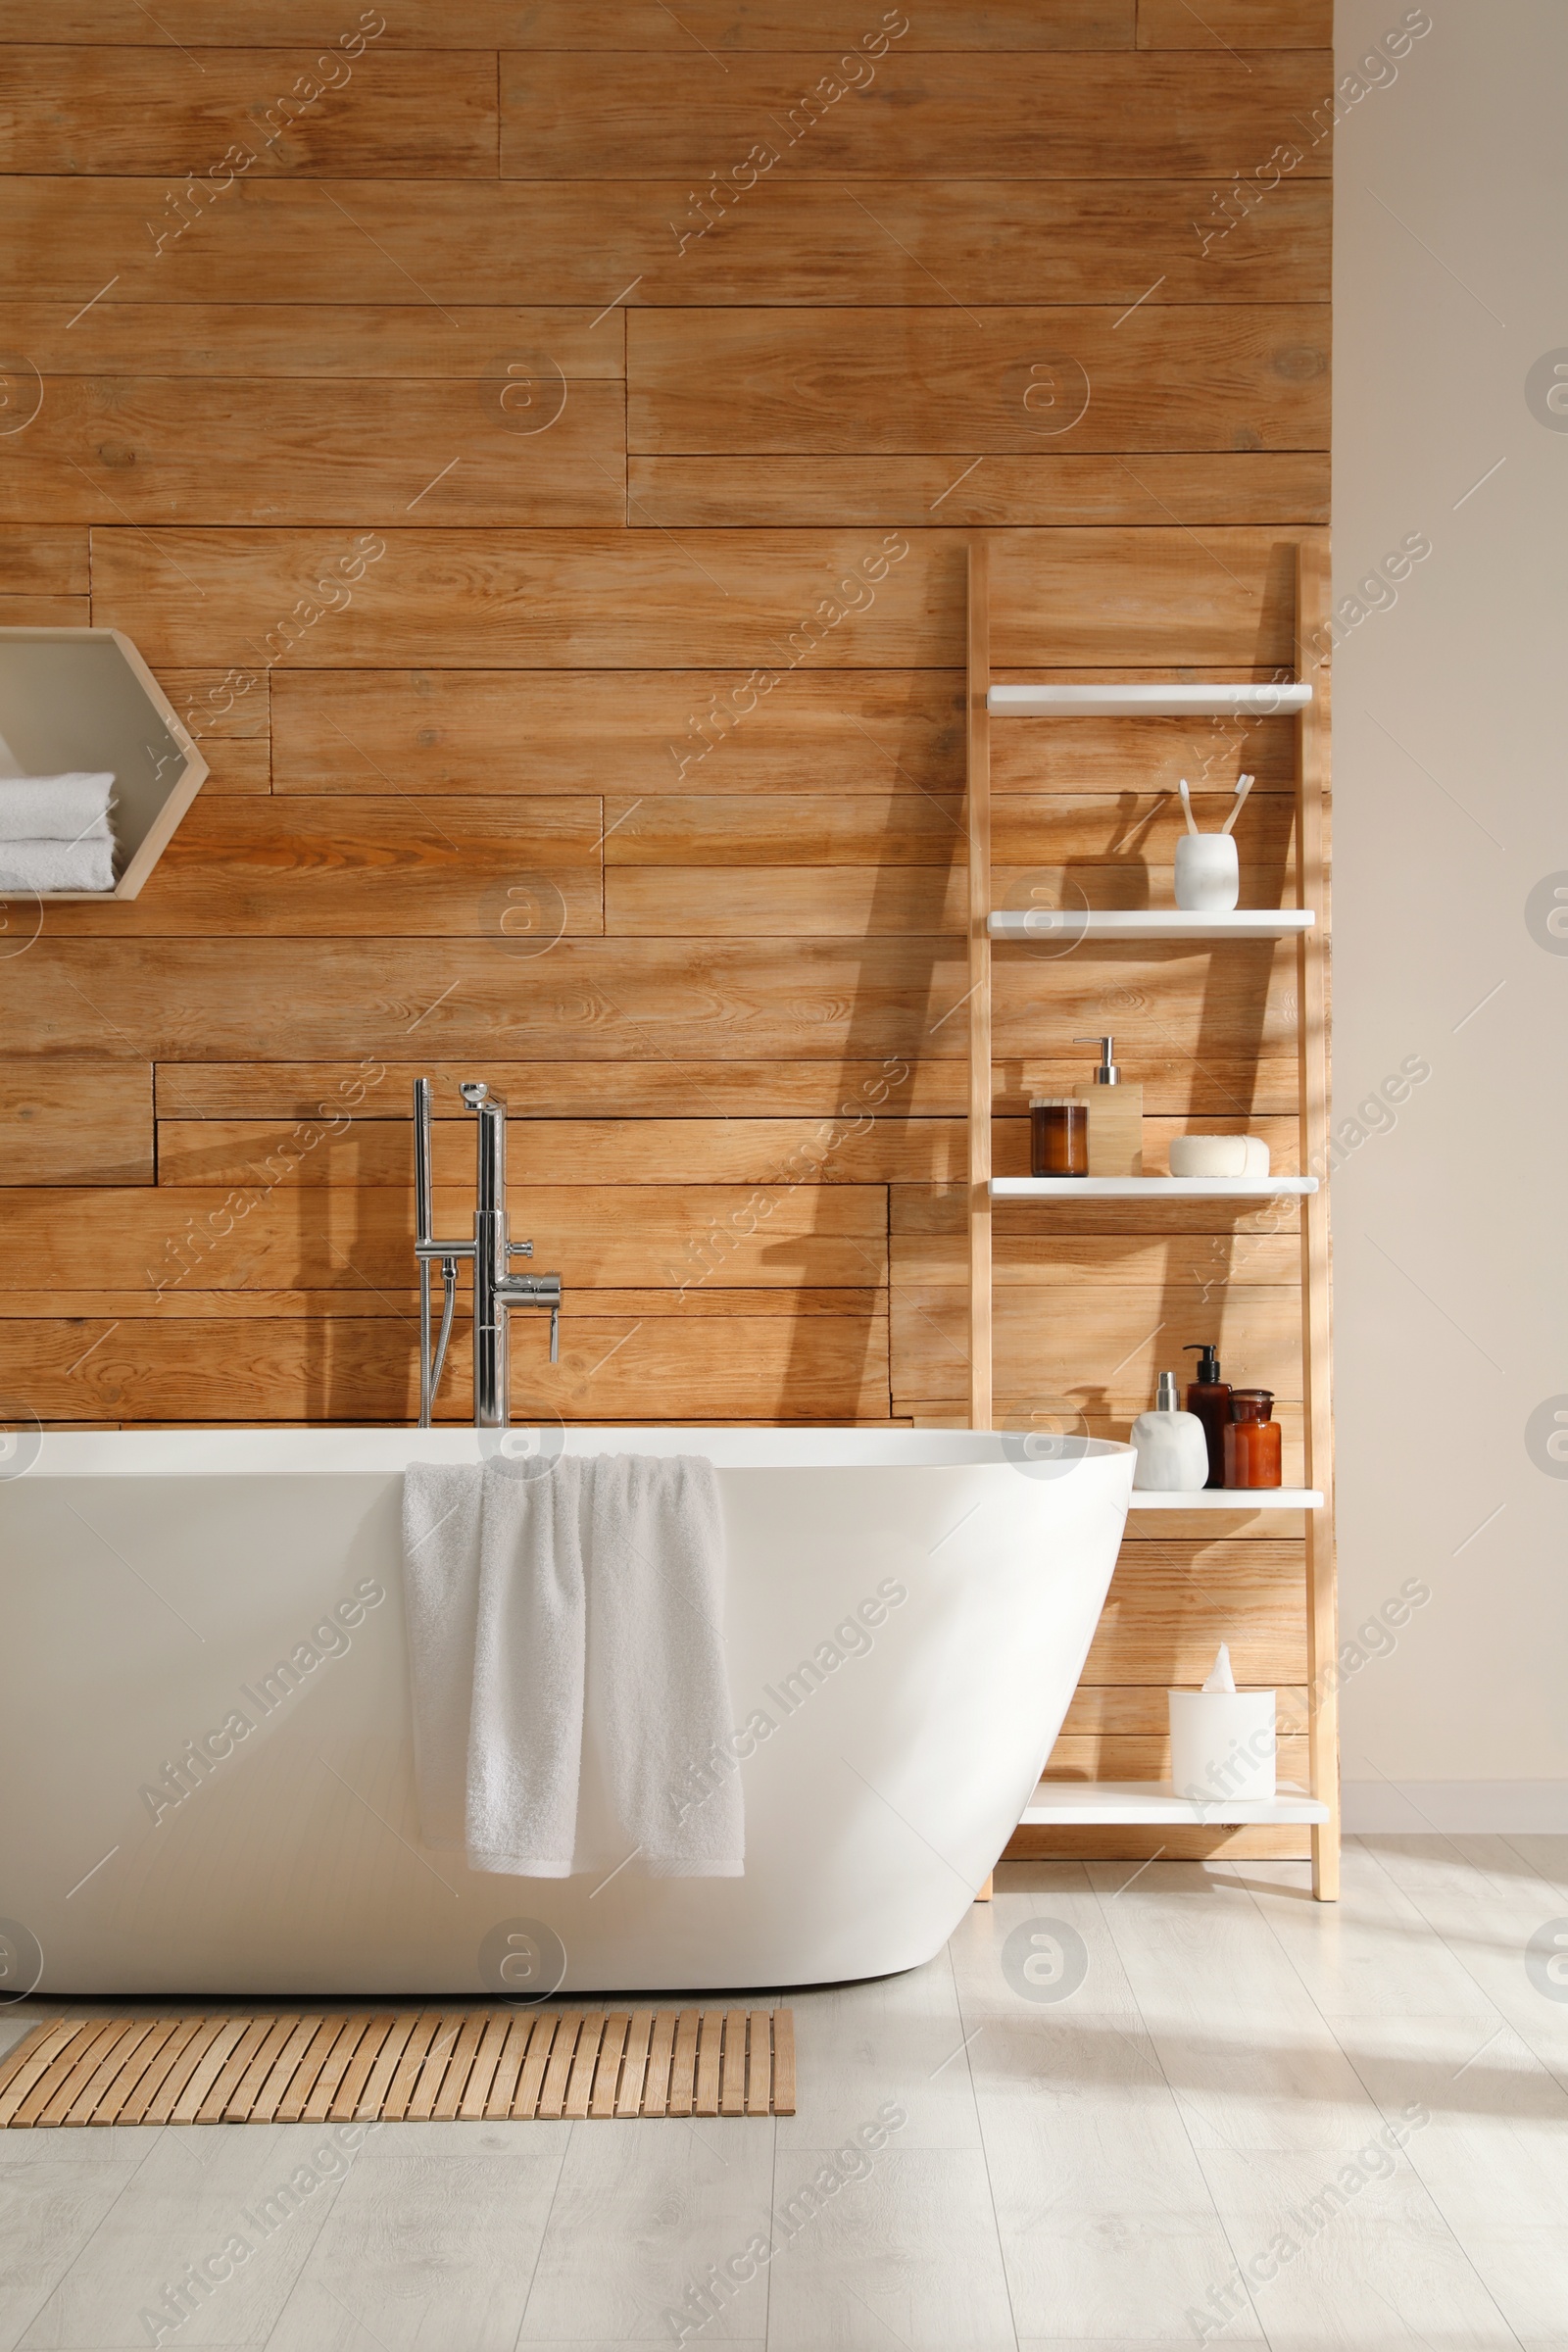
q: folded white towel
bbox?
[467,1458,588,1877]
[0,836,116,894]
[585,1452,743,1877]
[401,1451,742,1880]
[0,774,115,842]
[401,1463,487,1854]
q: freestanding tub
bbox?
[0,1427,1132,1995]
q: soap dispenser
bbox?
[1130,1371,1209,1493]
[1070,1034,1144,1176]
[1182,1343,1232,1490]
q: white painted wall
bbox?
[1333,0,1568,1827]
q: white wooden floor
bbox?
[2,1837,1566,2350]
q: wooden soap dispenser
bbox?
[1070,1035,1143,1176]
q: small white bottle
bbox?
[1130,1371,1209,1492]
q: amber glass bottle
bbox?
[1029,1098,1089,1177]
[1223,1389,1283,1489]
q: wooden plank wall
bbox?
[0,0,1330,1843]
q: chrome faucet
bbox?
[414,1078,562,1428]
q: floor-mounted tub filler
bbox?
[0,1427,1132,1997]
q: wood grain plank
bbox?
[271,2016,348,2125]
[0,596,91,629]
[152,1058,958,1120]
[892,1286,1302,1406]
[667,2011,699,2118]
[3,304,620,378]
[718,2010,747,2117]
[270,664,1297,802]
[693,2014,721,2118]
[88,2017,186,2124]
[40,801,604,939]
[459,2013,515,2121]
[1045,1733,1310,1781]
[402,2013,466,2121]
[0,525,89,592]
[641,2010,676,2117]
[246,2015,324,2121]
[429,2011,488,2121]
[87,525,942,669]
[0,1183,889,1296]
[0,934,1300,1061]
[119,2017,210,2125]
[141,2017,230,2125]
[367,2012,437,2120]
[1062,1684,1310,1736]
[605,867,964,938]
[223,2014,302,2120]
[17,2024,119,2128]
[745,2011,769,2116]
[0,178,1327,309]
[328,2014,399,2120]
[5,379,625,527]
[0,2,1137,48]
[0,49,496,175]
[629,452,1330,528]
[1080,1544,1307,1687]
[303,2015,373,2124]
[603,794,963,866]
[501,54,1331,179]
[614,2010,652,2117]
[154,1115,962,1188]
[894,1228,1302,1289]
[63,2023,155,2125]
[537,2014,583,2119]
[627,309,1327,457]
[0,1059,153,1184]
[510,2013,559,2119]
[194,2014,276,2124]
[770,2010,796,2115]
[564,2014,606,2120]
[271,668,964,797]
[1139,0,1330,45]
[169,2017,251,2124]
[89,524,1313,672]
[1004,1825,1310,1860]
[483,2014,535,2118]
[588,2016,628,2119]
[150,1054,1285,1121]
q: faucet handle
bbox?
[508,1239,534,1258]
[460,1081,488,1108]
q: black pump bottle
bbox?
[1183,1343,1232,1489]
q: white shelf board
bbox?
[1020,1779,1330,1827]
[991,1176,1317,1200]
[1127,1489,1322,1510]
[988,682,1313,718]
[988,908,1313,941]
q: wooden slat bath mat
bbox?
[0,2007,795,2127]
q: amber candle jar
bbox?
[1223,1389,1283,1489]
[1030,1097,1089,1178]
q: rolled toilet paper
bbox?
[1168,1686,1277,1803]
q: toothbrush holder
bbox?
[1174,832,1240,912]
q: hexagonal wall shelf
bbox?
[0,627,209,901]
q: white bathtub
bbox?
[0,1428,1132,1996]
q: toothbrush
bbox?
[1219,773,1254,836]
[1177,778,1198,836]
